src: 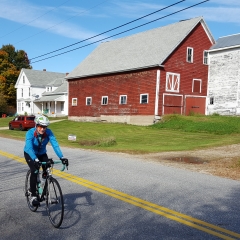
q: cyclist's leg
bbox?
[38,153,48,178]
[24,152,39,205]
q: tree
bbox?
[0,45,32,110]
[1,44,31,70]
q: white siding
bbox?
[207,48,240,115]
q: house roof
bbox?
[66,16,214,80]
[209,33,240,51]
[16,69,66,88]
[34,94,65,102]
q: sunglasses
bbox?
[37,125,47,129]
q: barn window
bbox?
[210,97,214,105]
[140,94,148,104]
[72,98,77,106]
[166,72,180,92]
[86,97,92,105]
[102,96,108,105]
[203,50,208,65]
[192,79,202,93]
[187,47,193,63]
[119,95,127,104]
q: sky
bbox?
[0,0,239,74]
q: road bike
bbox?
[25,159,67,228]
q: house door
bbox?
[163,94,183,115]
[185,96,206,115]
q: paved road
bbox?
[0,136,240,240]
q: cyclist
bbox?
[24,114,68,206]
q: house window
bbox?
[119,95,127,104]
[22,102,24,111]
[29,88,31,97]
[72,98,77,106]
[187,47,193,63]
[203,50,208,65]
[140,94,148,104]
[18,102,21,112]
[102,96,108,105]
[21,88,23,97]
[61,102,64,111]
[166,72,180,92]
[23,76,25,84]
[210,97,214,105]
[86,97,92,106]
[192,79,202,93]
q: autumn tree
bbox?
[0,44,31,110]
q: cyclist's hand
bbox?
[60,157,69,167]
[46,158,53,168]
[34,159,41,170]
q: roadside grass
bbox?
[0,114,240,154]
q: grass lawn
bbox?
[0,114,240,154]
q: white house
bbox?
[15,68,68,116]
[207,34,240,115]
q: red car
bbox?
[9,115,35,131]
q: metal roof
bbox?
[16,69,66,88]
[210,33,240,50]
[66,17,214,80]
[34,94,65,102]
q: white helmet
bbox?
[35,115,50,127]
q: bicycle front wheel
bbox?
[25,170,38,212]
[46,177,64,228]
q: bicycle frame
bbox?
[36,160,64,202]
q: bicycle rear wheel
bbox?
[46,177,64,228]
[25,170,38,212]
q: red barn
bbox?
[66,17,215,125]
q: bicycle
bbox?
[25,159,67,228]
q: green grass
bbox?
[1,115,240,154]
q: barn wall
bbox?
[158,22,212,115]
[207,48,240,115]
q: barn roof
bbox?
[209,33,240,51]
[66,16,214,80]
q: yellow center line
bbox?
[1,150,239,240]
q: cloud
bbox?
[0,0,104,41]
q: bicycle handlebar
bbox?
[34,159,66,173]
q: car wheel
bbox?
[9,124,13,130]
[19,124,25,131]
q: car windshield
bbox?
[26,117,35,120]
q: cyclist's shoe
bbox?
[30,196,39,206]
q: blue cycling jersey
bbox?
[24,127,63,161]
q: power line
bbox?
[14,0,109,45]
[31,0,210,64]
[0,0,71,39]
[30,0,186,61]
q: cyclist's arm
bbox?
[24,128,38,161]
[47,129,63,159]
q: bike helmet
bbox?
[35,115,50,127]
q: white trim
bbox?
[101,96,108,105]
[208,45,240,52]
[140,93,148,104]
[187,47,194,63]
[86,97,92,105]
[154,70,160,116]
[192,79,202,93]
[72,98,77,106]
[166,72,180,92]
[119,95,127,104]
